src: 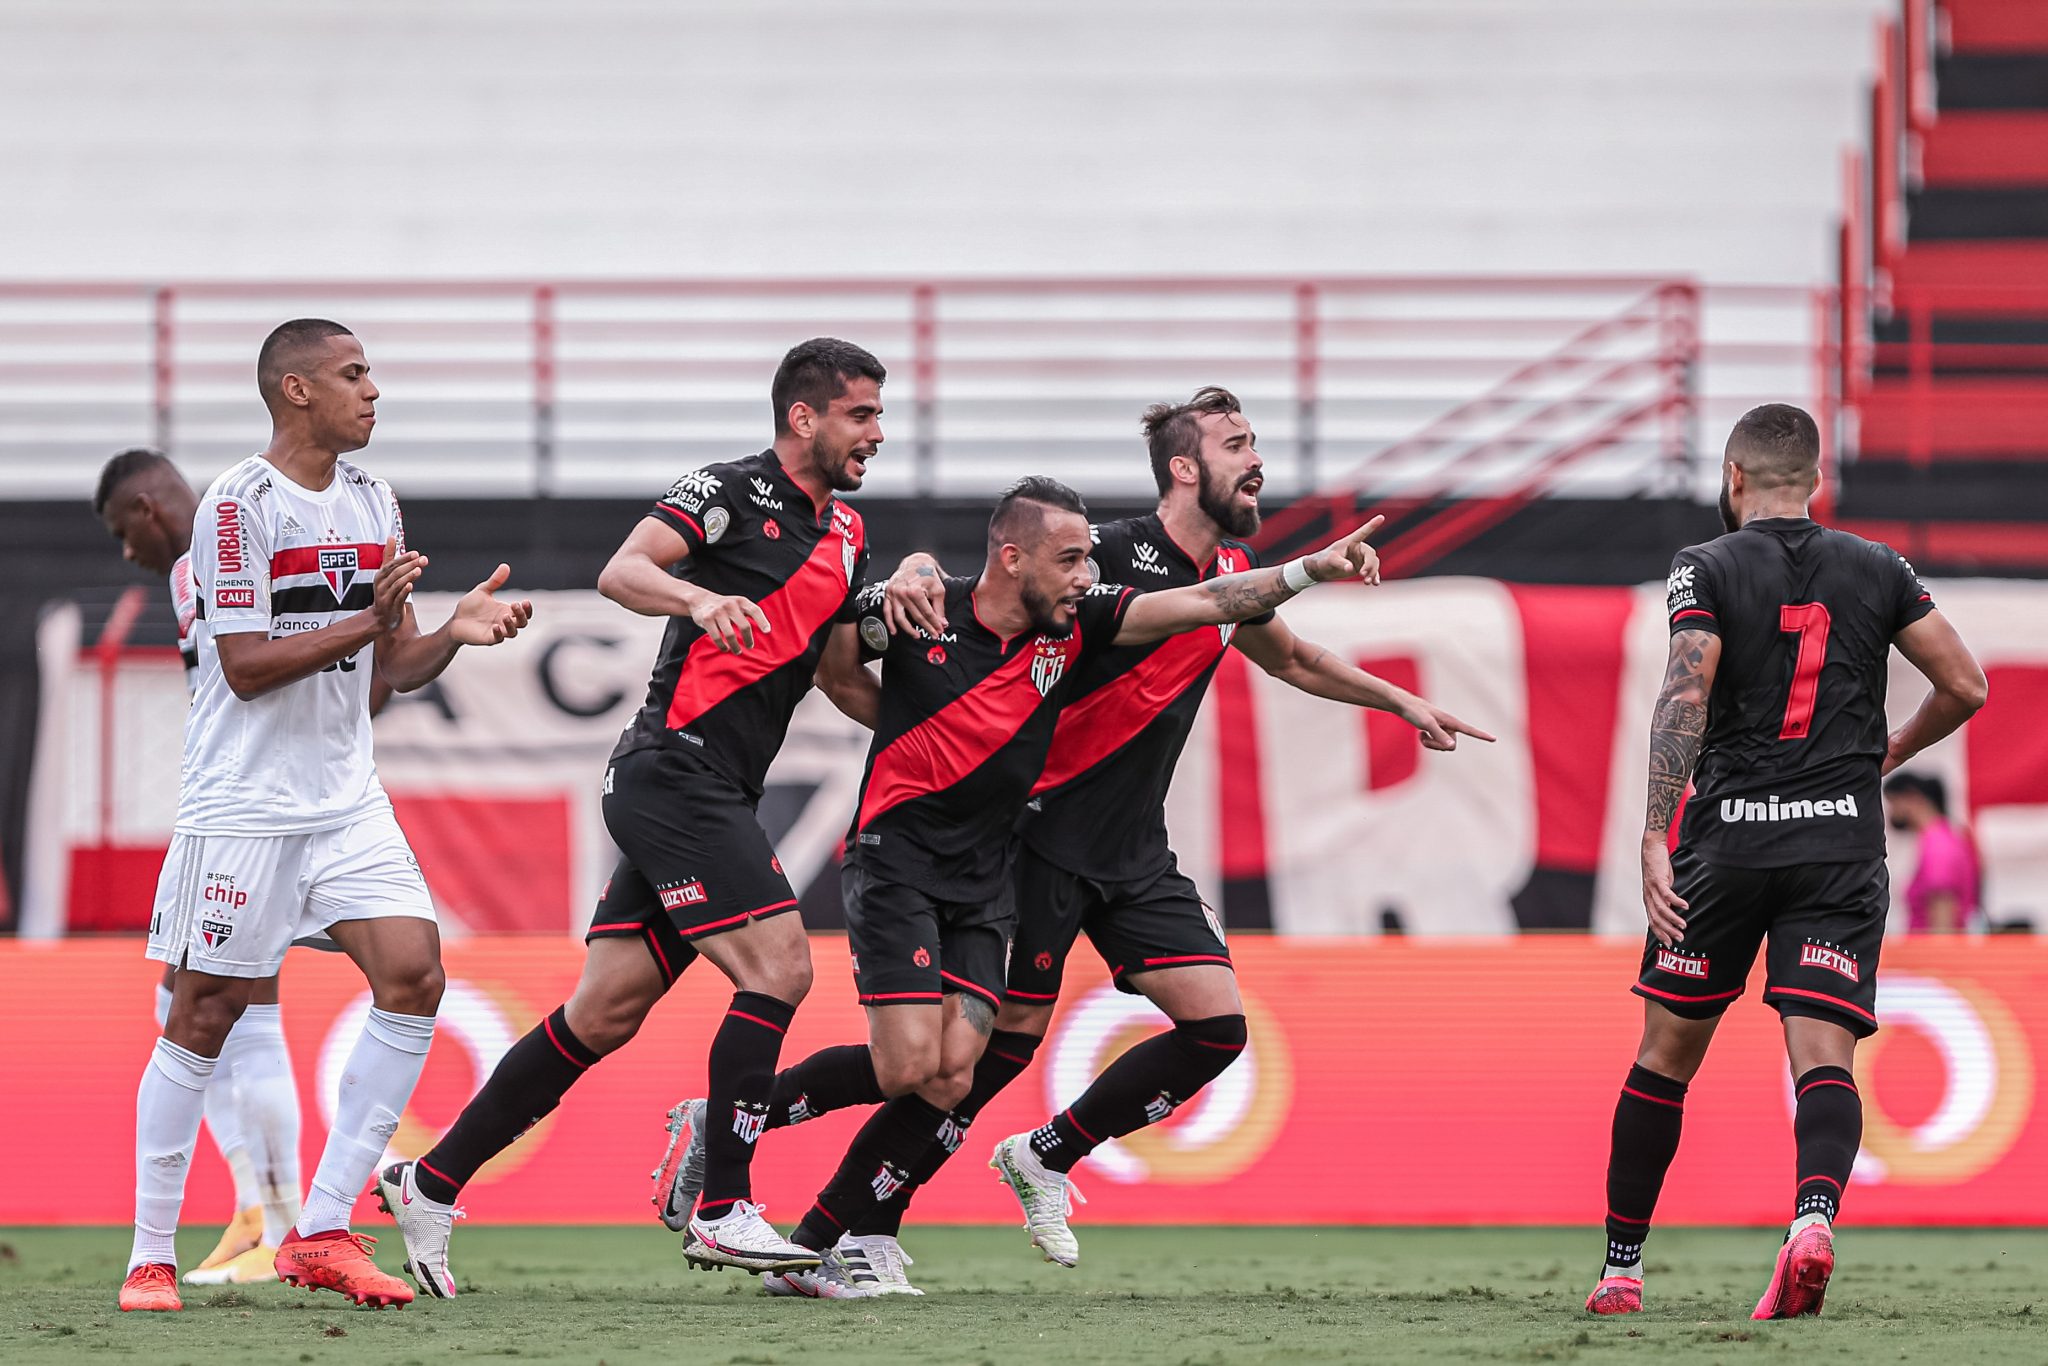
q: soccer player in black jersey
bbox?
[1585,404,1987,1321]
[710,475,1385,1296]
[376,339,890,1292]
[847,386,1490,1275]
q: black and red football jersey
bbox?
[1018,514,1271,881]
[1665,517,1934,868]
[846,574,1137,902]
[612,450,870,799]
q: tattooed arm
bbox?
[1113,515,1386,646]
[1641,628,1720,945]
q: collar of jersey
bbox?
[753,449,834,526]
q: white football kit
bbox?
[147,455,434,978]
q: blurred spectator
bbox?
[1883,772,1981,934]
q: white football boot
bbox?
[651,1098,707,1232]
[684,1200,823,1274]
[989,1133,1086,1268]
[847,1234,924,1295]
[761,1237,884,1298]
[374,1160,464,1299]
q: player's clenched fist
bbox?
[1303,515,1385,585]
[693,592,773,653]
[371,536,426,633]
[449,563,534,646]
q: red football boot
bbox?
[1752,1223,1834,1320]
[275,1228,415,1308]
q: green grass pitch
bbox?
[4,1226,2045,1364]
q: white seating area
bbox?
[0,0,1889,499]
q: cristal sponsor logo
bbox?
[1667,563,1697,612]
[658,880,708,910]
[1718,793,1858,823]
[203,872,248,910]
[215,501,245,572]
[1131,542,1171,576]
[663,469,721,514]
[731,1102,768,1145]
[1656,947,1710,979]
[748,476,784,511]
[1799,942,1860,982]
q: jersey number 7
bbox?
[1777,602,1831,741]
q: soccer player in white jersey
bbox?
[96,448,305,1286]
[119,320,533,1313]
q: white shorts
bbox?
[147,807,436,978]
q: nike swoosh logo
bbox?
[401,1187,413,1206]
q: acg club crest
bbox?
[320,547,362,601]
[1030,641,1070,696]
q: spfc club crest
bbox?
[1030,642,1069,696]
[319,547,361,601]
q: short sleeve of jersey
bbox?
[1075,581,1138,663]
[650,467,741,555]
[380,478,408,554]
[849,581,892,662]
[1664,548,1720,636]
[194,491,272,636]
[1880,543,1937,633]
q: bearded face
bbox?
[1196,453,1263,538]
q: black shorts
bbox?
[585,747,799,985]
[1006,845,1232,1004]
[1633,846,1887,1038]
[841,859,1012,1011]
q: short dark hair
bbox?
[258,318,355,405]
[1140,386,1243,495]
[93,446,176,517]
[771,337,887,436]
[1726,403,1820,490]
[1883,770,1949,816]
[988,475,1088,556]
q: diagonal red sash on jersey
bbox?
[858,629,1084,829]
[1032,626,1227,795]
[664,523,863,732]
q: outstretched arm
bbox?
[1233,617,1495,750]
[1641,628,1720,946]
[1114,516,1385,646]
[376,562,534,693]
[1885,610,1989,774]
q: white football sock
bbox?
[1789,1211,1831,1237]
[153,983,173,1029]
[297,1008,436,1236]
[1602,1260,1643,1281]
[131,1037,218,1271]
[201,1056,258,1213]
[221,1003,303,1246]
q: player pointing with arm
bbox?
[698,476,1384,1297]
[833,387,1491,1281]
[120,321,531,1314]
[1587,404,1986,1321]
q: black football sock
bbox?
[1600,1063,1689,1274]
[791,1095,950,1252]
[414,1006,598,1204]
[1792,1066,1861,1225]
[1031,1014,1247,1174]
[695,992,799,1220]
[766,1044,885,1130]
[855,1029,1046,1237]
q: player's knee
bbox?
[872,1052,940,1098]
[376,959,446,1018]
[923,1065,973,1111]
[759,954,812,1006]
[1174,1013,1249,1078]
[566,996,648,1056]
[169,988,246,1054]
